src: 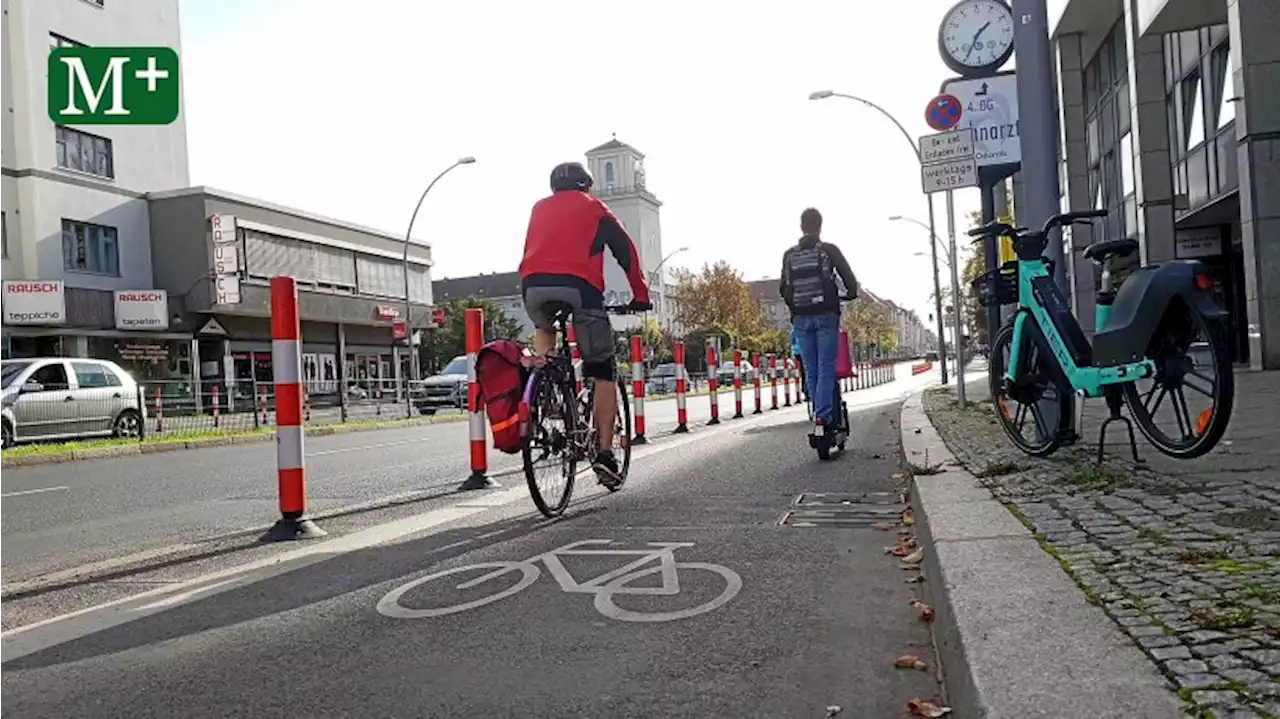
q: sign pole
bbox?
[945,189,966,407]
[927,196,949,385]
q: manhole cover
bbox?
[778,508,903,527]
[794,492,904,506]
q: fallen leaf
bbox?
[886,545,911,557]
[872,453,884,459]
[895,654,928,671]
[870,522,896,531]
[902,507,916,525]
[906,699,952,717]
[905,575,925,584]
[900,537,918,549]
[914,428,923,434]
[890,472,905,480]
[912,600,935,622]
[825,706,842,717]
[901,564,922,571]
[902,548,925,565]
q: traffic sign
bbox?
[921,158,979,194]
[918,128,975,164]
[925,94,962,131]
[940,72,1021,167]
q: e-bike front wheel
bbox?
[523,369,578,518]
[989,321,1073,458]
[1124,304,1234,459]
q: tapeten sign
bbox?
[3,280,66,325]
[114,289,169,330]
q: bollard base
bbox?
[260,515,327,542]
[733,412,743,419]
[707,418,721,426]
[632,434,648,445]
[753,409,762,415]
[673,424,689,434]
[458,471,501,491]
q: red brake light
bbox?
[1195,273,1213,291]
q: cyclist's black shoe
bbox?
[592,450,623,489]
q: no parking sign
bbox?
[925,94,962,131]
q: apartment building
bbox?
[1,0,190,375]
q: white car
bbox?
[2,358,147,448]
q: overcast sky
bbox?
[179,0,993,323]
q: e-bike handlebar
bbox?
[967,209,1109,243]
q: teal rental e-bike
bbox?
[968,209,1234,463]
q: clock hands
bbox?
[964,21,991,62]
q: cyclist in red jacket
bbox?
[519,161,651,487]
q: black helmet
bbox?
[550,162,593,192]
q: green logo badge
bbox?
[48,47,180,125]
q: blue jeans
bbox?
[794,313,840,425]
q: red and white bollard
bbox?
[706,344,720,426]
[153,387,163,433]
[211,384,220,428]
[673,341,689,434]
[732,349,744,419]
[567,324,584,396]
[753,353,763,414]
[261,276,325,541]
[783,358,793,407]
[459,307,498,490]
[769,353,779,410]
[630,335,647,444]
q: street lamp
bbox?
[648,246,689,330]
[810,90,949,385]
[891,213,967,403]
[402,156,476,383]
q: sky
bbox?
[177,0,991,325]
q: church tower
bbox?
[585,136,667,328]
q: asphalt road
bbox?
[1,365,943,718]
[1,363,917,587]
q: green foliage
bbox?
[418,299,524,374]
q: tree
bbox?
[670,262,769,346]
[841,297,896,358]
[417,299,523,374]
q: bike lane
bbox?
[1,382,943,718]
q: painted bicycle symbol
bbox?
[376,539,742,623]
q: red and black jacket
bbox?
[519,191,651,305]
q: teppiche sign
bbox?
[3,281,66,325]
[114,290,169,330]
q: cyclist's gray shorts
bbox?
[523,286,614,378]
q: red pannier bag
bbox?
[474,339,529,454]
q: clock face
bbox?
[940,0,1014,72]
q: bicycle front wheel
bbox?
[523,369,578,518]
[989,321,1072,457]
[609,381,632,490]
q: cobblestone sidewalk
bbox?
[923,368,1280,719]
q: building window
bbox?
[62,219,120,276]
[49,33,85,48]
[1119,133,1135,197]
[56,127,114,179]
[604,162,615,186]
[1182,72,1205,151]
[1213,44,1235,129]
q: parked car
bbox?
[1,358,147,449]
[716,360,757,386]
[646,363,679,395]
[414,355,469,414]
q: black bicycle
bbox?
[521,303,638,518]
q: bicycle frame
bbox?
[1006,255,1155,399]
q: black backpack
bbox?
[784,242,840,313]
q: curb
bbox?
[900,391,1181,719]
[1,414,467,469]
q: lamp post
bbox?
[402,156,475,383]
[891,214,967,406]
[809,90,948,385]
[648,246,689,331]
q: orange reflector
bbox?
[1196,408,1212,436]
[1195,273,1213,291]
[997,398,1011,420]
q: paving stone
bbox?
[1220,667,1270,685]
[1126,625,1168,638]
[1190,689,1242,707]
[1136,634,1182,649]
[1241,649,1280,666]
[1208,654,1249,671]
[1176,673,1225,689]
[1150,645,1192,660]
[1192,643,1236,658]
[1165,658,1211,675]
[1186,630,1232,644]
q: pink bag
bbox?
[836,330,855,379]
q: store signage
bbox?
[114,290,170,330]
[392,320,407,340]
[3,280,66,325]
[431,307,446,327]
[213,244,238,275]
[211,214,238,244]
[376,304,401,320]
[1175,228,1223,259]
[210,214,242,305]
[118,341,169,363]
[940,73,1021,168]
[215,275,241,305]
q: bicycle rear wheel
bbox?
[1124,304,1234,459]
[523,368,578,518]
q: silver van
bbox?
[1,358,146,448]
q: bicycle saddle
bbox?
[1083,238,1139,263]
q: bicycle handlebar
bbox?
[967,209,1109,242]
[603,303,649,315]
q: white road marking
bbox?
[1,486,69,498]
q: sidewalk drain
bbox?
[779,493,906,528]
